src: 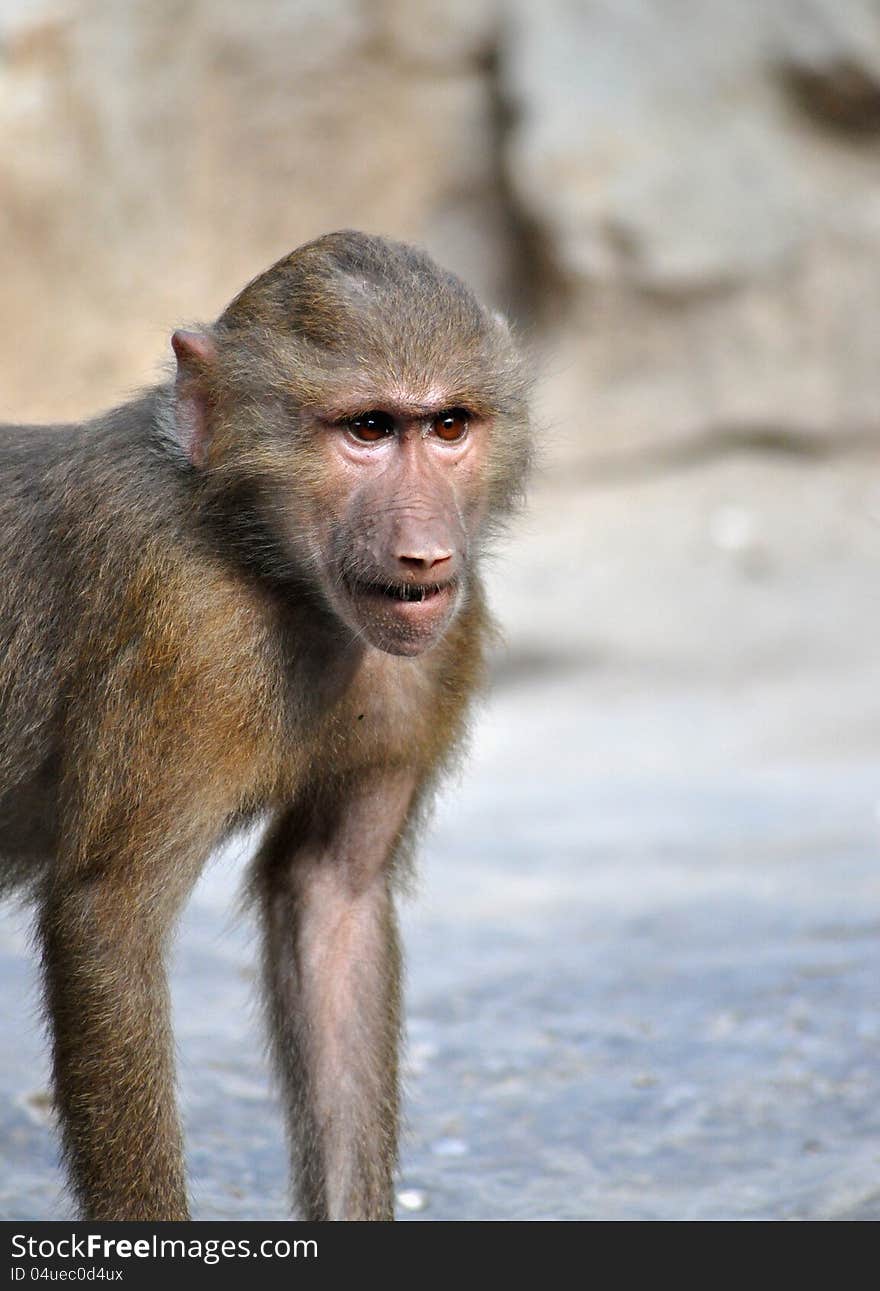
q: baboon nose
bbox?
[397,548,453,573]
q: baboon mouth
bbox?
[351,579,453,604]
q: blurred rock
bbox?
[1,0,879,473]
[0,0,515,421]
[503,0,880,464]
[489,451,880,684]
[778,0,880,132]
[376,0,499,68]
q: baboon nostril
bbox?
[398,550,453,571]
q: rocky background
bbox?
[2,0,880,1221]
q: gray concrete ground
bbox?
[2,454,880,1220]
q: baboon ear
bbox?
[171,330,217,469]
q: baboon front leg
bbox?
[256,775,415,1221]
[40,876,191,1220]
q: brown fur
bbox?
[0,231,531,1220]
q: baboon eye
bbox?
[348,410,395,442]
[433,408,469,442]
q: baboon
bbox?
[0,230,531,1221]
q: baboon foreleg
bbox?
[40,874,191,1220]
[256,774,414,1221]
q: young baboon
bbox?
[0,230,531,1221]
